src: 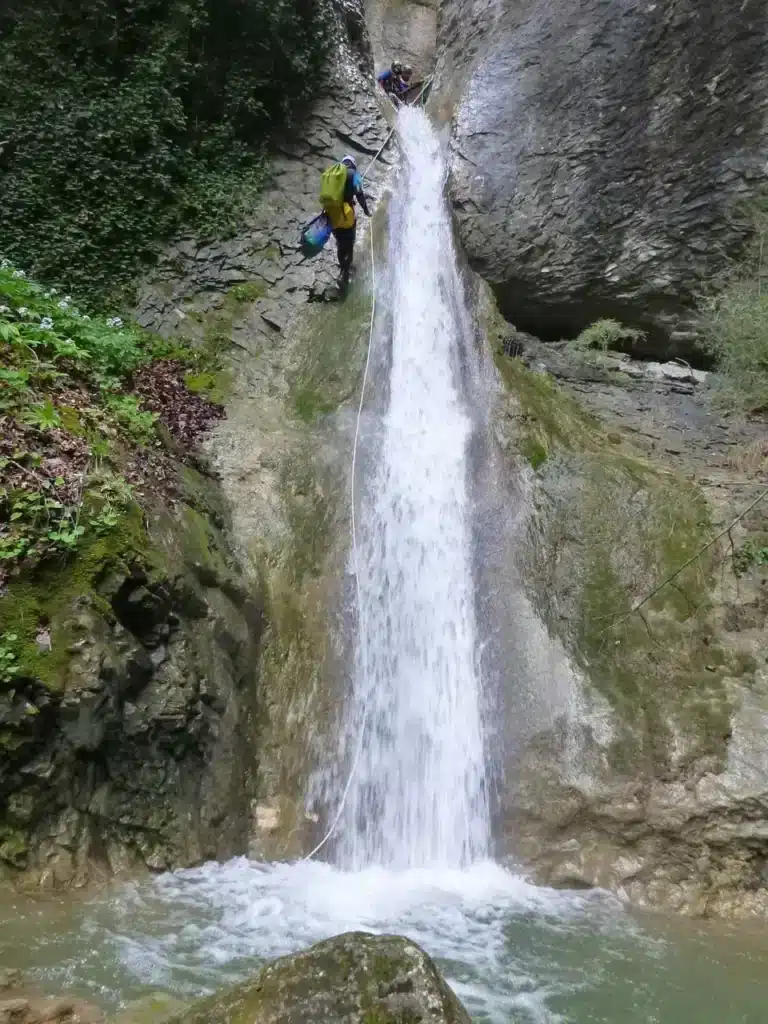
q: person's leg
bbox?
[336,227,354,282]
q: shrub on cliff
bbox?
[573,318,645,352]
[701,198,768,415]
[0,0,333,304]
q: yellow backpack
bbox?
[320,163,355,230]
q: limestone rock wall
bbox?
[479,284,768,917]
[437,0,768,356]
[1,469,263,887]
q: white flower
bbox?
[106,316,124,328]
[0,259,10,270]
[17,306,28,316]
[49,288,58,297]
[58,300,69,310]
[64,295,72,302]
[12,270,26,279]
[81,314,91,321]
[39,317,54,330]
[0,305,9,314]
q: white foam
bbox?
[328,105,490,870]
[87,858,634,1020]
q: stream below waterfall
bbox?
[3,108,768,1024]
[3,862,768,1022]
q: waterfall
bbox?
[335,106,490,870]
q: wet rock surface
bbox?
[0,470,264,886]
[482,293,768,917]
[172,932,471,1024]
[439,0,768,355]
[0,971,103,1024]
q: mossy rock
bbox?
[483,284,735,771]
[109,991,187,1024]
[0,502,152,690]
[171,932,470,1024]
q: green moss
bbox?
[229,280,267,303]
[495,353,602,455]
[58,406,84,436]
[0,502,150,690]
[486,288,735,770]
[184,369,232,404]
[0,826,28,867]
[519,437,548,471]
[289,289,372,423]
[293,387,336,423]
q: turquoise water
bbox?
[2,859,768,1023]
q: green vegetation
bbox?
[702,203,768,414]
[573,317,646,351]
[732,538,768,577]
[0,0,333,304]
[0,259,221,644]
[229,281,268,304]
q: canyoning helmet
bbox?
[341,154,357,169]
[402,65,413,80]
[391,60,403,74]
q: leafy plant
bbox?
[22,400,61,431]
[0,0,333,303]
[574,319,646,352]
[701,197,768,414]
[733,540,768,577]
[47,522,86,551]
[0,634,19,684]
[89,504,122,535]
[103,393,157,445]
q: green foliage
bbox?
[0,634,19,684]
[702,202,768,415]
[0,260,221,581]
[574,318,646,351]
[229,280,267,303]
[22,400,61,431]
[0,0,334,303]
[0,485,84,564]
[732,539,768,577]
[103,393,158,444]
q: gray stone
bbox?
[438,0,768,356]
[172,932,471,1024]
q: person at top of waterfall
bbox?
[377,61,405,100]
[323,154,371,291]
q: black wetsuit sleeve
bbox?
[356,187,371,217]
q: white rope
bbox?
[302,74,433,863]
[302,224,377,862]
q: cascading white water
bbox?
[6,105,752,1024]
[336,106,490,870]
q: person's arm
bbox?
[353,173,371,217]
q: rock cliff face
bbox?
[1,467,264,887]
[1,0,389,885]
[478,286,768,917]
[438,0,768,355]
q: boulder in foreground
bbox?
[171,931,471,1024]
